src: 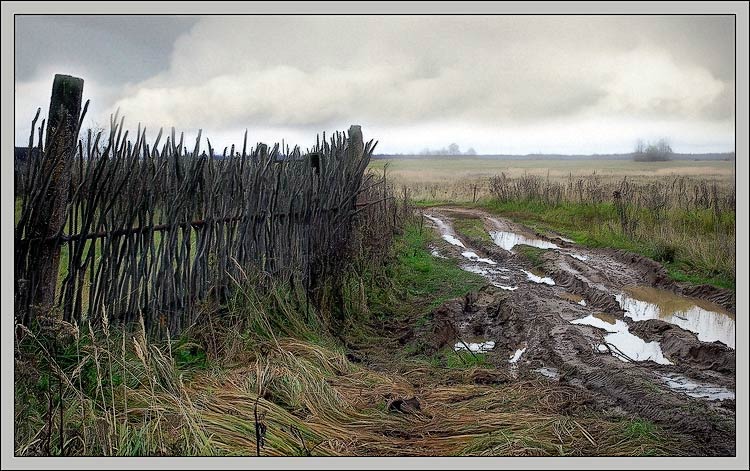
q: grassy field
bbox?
[476,200,735,289]
[373,157,736,290]
[370,158,735,186]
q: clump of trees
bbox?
[633,138,673,162]
[418,143,477,156]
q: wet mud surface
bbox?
[415,206,736,456]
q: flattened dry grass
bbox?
[15,307,686,457]
[169,338,685,456]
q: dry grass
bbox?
[15,320,686,457]
[13,206,693,457]
[150,338,687,456]
[370,158,734,203]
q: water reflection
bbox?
[490,231,560,251]
[522,269,555,285]
[425,214,466,248]
[617,286,735,349]
[491,282,518,291]
[571,314,672,365]
[508,347,527,363]
[661,373,735,401]
[454,340,495,353]
[461,251,497,265]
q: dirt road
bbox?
[416,206,736,455]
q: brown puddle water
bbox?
[559,292,587,306]
[617,286,735,349]
[593,312,617,324]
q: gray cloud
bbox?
[15,15,735,153]
[15,15,198,83]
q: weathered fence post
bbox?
[347,125,363,159]
[348,124,365,210]
[26,74,84,319]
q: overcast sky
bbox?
[15,15,735,154]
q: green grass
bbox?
[452,216,492,243]
[371,222,485,318]
[444,350,489,369]
[474,199,734,290]
[515,245,546,269]
[622,418,658,440]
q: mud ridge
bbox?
[420,290,736,456]
[550,268,624,314]
[630,320,735,376]
[676,285,736,312]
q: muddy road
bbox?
[417,207,736,455]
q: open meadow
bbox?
[370,158,735,200]
[370,157,736,290]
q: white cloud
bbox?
[15,16,735,153]
[15,66,120,144]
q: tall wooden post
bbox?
[26,74,84,319]
[347,125,363,159]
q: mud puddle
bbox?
[488,227,588,262]
[661,374,735,401]
[425,214,515,286]
[571,313,672,365]
[491,282,518,291]
[424,214,466,248]
[559,292,587,306]
[508,346,527,363]
[617,286,735,349]
[567,253,589,261]
[454,339,496,353]
[461,265,508,277]
[464,264,518,290]
[552,235,576,243]
[429,245,448,259]
[489,230,560,251]
[461,251,497,265]
[421,207,735,455]
[425,215,488,263]
[522,269,555,285]
[535,367,560,380]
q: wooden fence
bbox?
[15,75,386,335]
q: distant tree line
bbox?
[633,138,673,162]
[418,143,477,156]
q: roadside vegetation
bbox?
[411,170,735,290]
[14,211,686,456]
[476,199,734,289]
[15,155,730,457]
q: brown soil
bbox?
[401,207,737,456]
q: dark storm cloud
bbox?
[14,15,198,83]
